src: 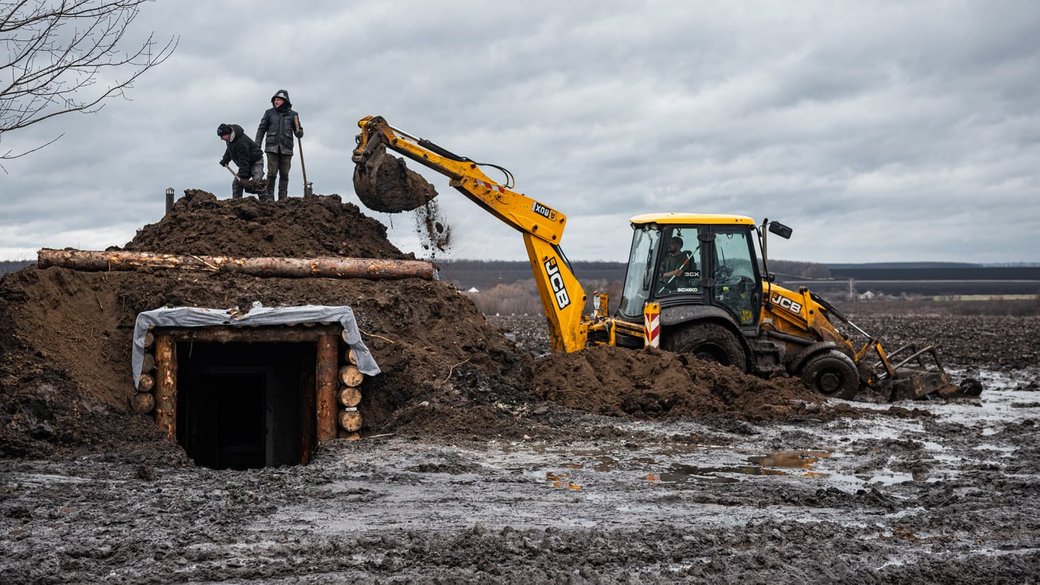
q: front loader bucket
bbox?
[882,369,959,401]
[353,146,438,213]
[868,343,982,400]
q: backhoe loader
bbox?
[352,115,976,401]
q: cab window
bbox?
[618,226,660,317]
[655,227,701,298]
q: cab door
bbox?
[707,227,762,328]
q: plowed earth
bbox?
[1,193,1038,583]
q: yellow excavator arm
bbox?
[352,116,590,352]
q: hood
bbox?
[271,89,292,109]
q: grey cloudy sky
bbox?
[3,0,1039,264]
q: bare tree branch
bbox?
[0,0,178,160]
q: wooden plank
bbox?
[158,325,342,344]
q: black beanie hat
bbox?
[217,123,233,136]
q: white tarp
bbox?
[132,303,380,388]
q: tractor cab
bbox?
[616,214,765,342]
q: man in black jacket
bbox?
[218,123,265,199]
[255,89,303,201]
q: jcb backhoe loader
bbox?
[352,115,975,401]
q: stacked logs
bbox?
[133,331,157,414]
[338,348,365,440]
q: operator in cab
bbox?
[660,236,692,280]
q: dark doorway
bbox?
[177,342,316,469]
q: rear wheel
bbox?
[800,350,860,398]
[666,323,747,371]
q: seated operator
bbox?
[659,236,695,290]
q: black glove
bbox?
[219,160,226,166]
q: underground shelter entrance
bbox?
[177,342,315,470]
[131,306,380,471]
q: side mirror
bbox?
[768,221,793,239]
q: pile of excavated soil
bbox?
[124,190,407,259]
[530,346,824,421]
[0,191,852,460]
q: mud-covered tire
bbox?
[800,350,860,398]
[666,323,747,371]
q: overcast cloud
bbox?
[2,0,1038,264]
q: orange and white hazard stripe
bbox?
[643,301,660,349]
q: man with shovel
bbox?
[255,89,304,201]
[217,123,265,199]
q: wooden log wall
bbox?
[133,332,157,414]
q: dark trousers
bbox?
[266,152,292,200]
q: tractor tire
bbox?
[800,350,860,398]
[666,323,748,371]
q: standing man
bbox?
[217,123,264,199]
[255,89,303,201]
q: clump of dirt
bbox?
[415,199,453,256]
[352,146,438,213]
[531,346,824,421]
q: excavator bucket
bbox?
[353,146,439,213]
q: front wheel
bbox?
[800,350,860,398]
[665,323,748,371]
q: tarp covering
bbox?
[132,304,380,388]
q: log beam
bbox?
[38,248,436,281]
[316,334,339,443]
[154,335,177,441]
[338,386,362,408]
[133,392,155,414]
[159,325,342,344]
[339,365,364,387]
[338,409,363,432]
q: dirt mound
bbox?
[0,193,528,458]
[531,346,824,421]
[124,189,408,259]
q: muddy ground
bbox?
[1,193,1039,583]
[2,312,1038,583]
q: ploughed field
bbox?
[3,309,1038,584]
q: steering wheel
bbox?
[714,265,734,282]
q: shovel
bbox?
[222,164,268,195]
[295,116,313,196]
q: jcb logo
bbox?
[532,202,557,220]
[544,257,571,309]
[771,293,802,315]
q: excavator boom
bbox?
[352,116,590,352]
